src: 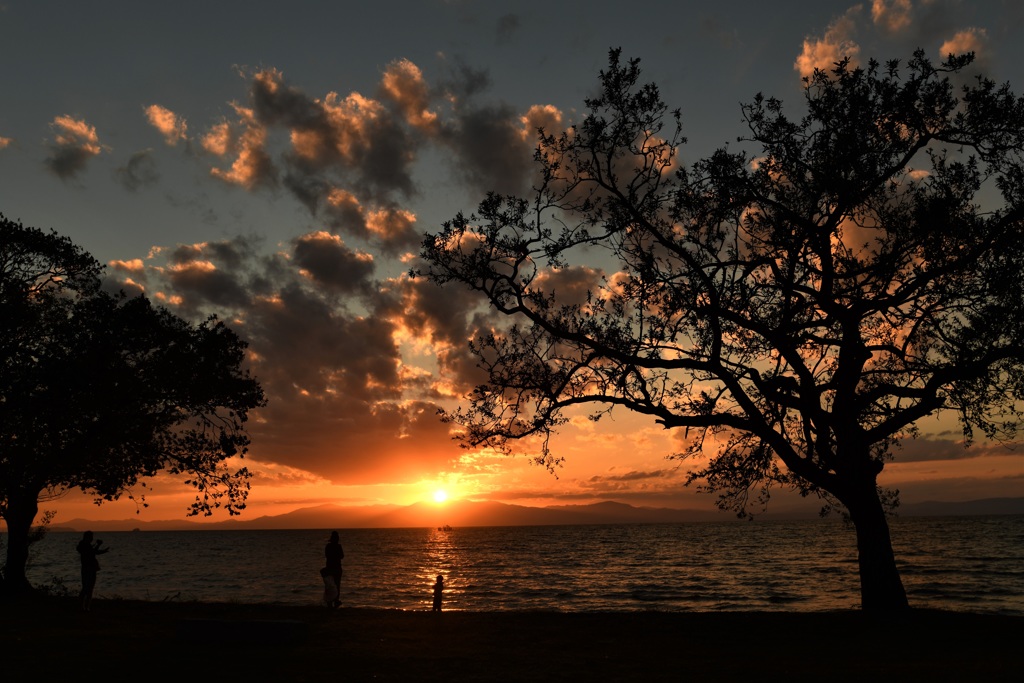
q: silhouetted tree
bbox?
[0,215,265,594]
[421,50,1024,610]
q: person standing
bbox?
[323,531,344,608]
[76,531,109,611]
[432,574,444,612]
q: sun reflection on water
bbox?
[420,527,463,610]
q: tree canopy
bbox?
[421,49,1024,609]
[0,215,265,592]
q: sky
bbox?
[3,0,1024,524]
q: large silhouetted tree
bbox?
[0,215,265,594]
[421,50,1024,610]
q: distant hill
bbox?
[899,497,1024,517]
[44,496,1024,532]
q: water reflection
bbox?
[23,517,1024,614]
[421,527,463,610]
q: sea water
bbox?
[19,516,1024,614]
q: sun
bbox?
[433,489,448,504]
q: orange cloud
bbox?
[322,92,389,159]
[209,104,274,189]
[871,0,912,32]
[109,258,146,274]
[201,121,231,156]
[528,266,604,308]
[380,58,438,133]
[366,207,416,242]
[144,104,188,145]
[0,136,11,150]
[51,115,102,152]
[520,104,563,143]
[45,115,105,179]
[794,6,862,79]
[939,27,988,60]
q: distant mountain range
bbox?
[48,496,1024,532]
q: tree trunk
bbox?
[846,485,909,610]
[1,490,39,595]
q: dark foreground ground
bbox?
[2,598,1022,682]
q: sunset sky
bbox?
[3,0,1024,524]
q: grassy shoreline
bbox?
[3,597,1022,681]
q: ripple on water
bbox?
[25,517,1024,614]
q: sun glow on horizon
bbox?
[433,489,448,504]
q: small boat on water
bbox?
[437,525,453,532]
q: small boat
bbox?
[437,525,453,532]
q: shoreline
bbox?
[3,598,1022,681]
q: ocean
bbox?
[21,516,1024,614]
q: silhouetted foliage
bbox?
[421,49,1024,610]
[0,215,265,594]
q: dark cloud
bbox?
[588,469,671,484]
[100,274,145,298]
[248,68,420,205]
[249,394,458,483]
[292,231,375,293]
[381,269,497,393]
[440,102,534,196]
[496,13,520,44]
[44,115,104,181]
[245,282,399,397]
[893,437,1019,463]
[235,280,461,481]
[115,232,467,483]
[437,60,492,100]
[249,69,328,130]
[530,266,605,308]
[157,236,267,315]
[166,261,252,311]
[114,149,160,191]
[282,171,330,215]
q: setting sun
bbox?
[433,489,448,504]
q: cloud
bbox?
[236,280,461,481]
[365,207,420,253]
[0,136,11,150]
[248,67,419,203]
[114,149,159,191]
[292,231,375,293]
[892,436,1020,463]
[440,102,536,196]
[381,268,500,395]
[44,115,105,180]
[181,61,562,258]
[201,121,231,156]
[871,0,912,33]
[528,266,604,308]
[313,186,421,254]
[794,6,862,79]
[106,233,465,484]
[437,59,492,101]
[322,186,366,232]
[588,469,672,484]
[520,104,563,143]
[149,236,266,315]
[940,27,987,57]
[379,59,439,133]
[166,259,253,311]
[208,104,276,190]
[110,258,147,275]
[496,13,520,43]
[144,104,188,145]
[939,27,989,67]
